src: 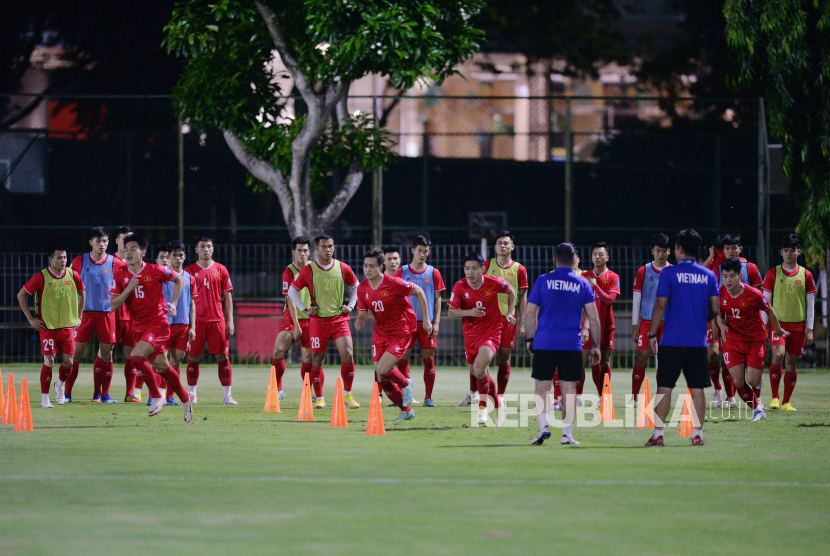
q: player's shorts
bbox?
[656,345,710,389]
[74,311,116,344]
[464,334,500,365]
[372,333,410,362]
[583,328,614,351]
[408,321,437,351]
[133,319,171,362]
[189,320,230,356]
[166,323,190,353]
[40,328,75,356]
[636,320,664,351]
[279,317,312,350]
[771,322,806,356]
[706,322,719,346]
[723,338,766,370]
[309,315,351,354]
[499,317,517,349]
[531,349,583,382]
[115,319,138,347]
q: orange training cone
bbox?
[3,373,17,427]
[264,366,281,413]
[636,377,655,429]
[678,388,694,437]
[599,372,616,423]
[14,377,33,432]
[366,382,386,436]
[330,377,348,428]
[297,372,315,422]
[0,369,5,422]
[264,366,275,412]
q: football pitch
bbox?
[1,364,828,555]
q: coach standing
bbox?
[647,229,719,446]
[524,243,601,446]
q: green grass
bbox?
[1,363,829,555]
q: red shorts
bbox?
[280,317,312,350]
[408,321,438,351]
[116,319,138,347]
[166,323,190,353]
[465,334,500,365]
[372,333,410,362]
[499,318,517,349]
[309,315,351,354]
[707,322,719,345]
[74,311,116,344]
[723,338,766,370]
[636,320,664,351]
[189,320,229,356]
[133,319,171,361]
[583,328,615,351]
[40,328,75,356]
[771,322,806,356]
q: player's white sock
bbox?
[344,390,351,396]
[563,423,574,437]
[469,390,476,396]
[56,379,65,388]
[538,412,548,429]
[42,393,50,404]
[556,395,561,404]
[692,428,702,437]
[652,429,664,439]
[188,385,197,394]
[222,386,232,397]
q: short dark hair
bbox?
[88,226,109,240]
[495,230,514,243]
[123,233,149,250]
[168,240,186,253]
[591,242,609,254]
[780,233,802,249]
[47,244,67,258]
[292,236,311,250]
[115,225,132,238]
[721,257,743,274]
[675,229,702,257]
[314,233,333,245]
[651,233,670,249]
[412,235,431,248]
[195,236,213,245]
[363,248,384,266]
[721,234,742,247]
[382,246,401,256]
[156,244,171,255]
[463,251,484,266]
[555,243,576,265]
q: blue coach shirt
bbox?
[656,258,718,347]
[529,267,595,351]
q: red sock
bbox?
[423,357,436,399]
[722,365,735,397]
[40,364,52,394]
[576,371,584,395]
[124,360,136,394]
[159,366,190,402]
[380,381,406,410]
[134,373,145,390]
[272,358,286,390]
[218,360,232,386]
[553,369,561,399]
[632,365,646,399]
[310,366,324,398]
[469,371,477,392]
[186,361,200,386]
[753,385,762,400]
[66,360,80,396]
[737,383,757,409]
[708,361,722,389]
[131,356,161,399]
[300,362,311,381]
[487,374,500,408]
[591,365,603,395]
[783,370,797,404]
[769,363,783,398]
[397,359,410,379]
[497,363,510,396]
[93,357,104,396]
[476,376,488,408]
[383,368,409,389]
[100,360,114,396]
[341,362,355,392]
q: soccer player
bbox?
[69,227,122,403]
[110,233,193,421]
[383,247,403,277]
[271,236,318,404]
[447,252,516,425]
[713,257,789,422]
[629,233,671,404]
[355,248,433,420]
[525,242,601,446]
[582,242,620,396]
[17,245,85,408]
[287,234,360,409]
[396,236,445,407]
[110,225,142,403]
[185,236,236,405]
[483,230,528,402]
[763,233,816,411]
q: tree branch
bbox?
[318,166,364,227]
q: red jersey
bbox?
[185,261,233,322]
[112,254,130,320]
[448,275,510,342]
[719,284,769,343]
[712,257,763,287]
[582,268,621,330]
[110,262,174,327]
[357,275,415,338]
[23,268,85,319]
[290,260,359,299]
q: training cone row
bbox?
[263,365,282,413]
[636,377,655,429]
[678,388,694,437]
[366,382,385,436]
[1,372,33,432]
[599,372,616,423]
[330,377,348,428]
[296,373,315,422]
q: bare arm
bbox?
[430,291,442,338]
[17,288,44,331]
[708,296,719,322]
[648,297,668,337]
[766,306,788,338]
[354,309,369,331]
[584,301,602,365]
[224,290,234,336]
[168,273,183,318]
[505,283,517,325]
[76,289,86,325]
[517,289,528,338]
[448,306,482,318]
[188,297,197,342]
[523,302,539,339]
[110,275,140,312]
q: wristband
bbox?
[648,334,657,339]
[525,337,534,343]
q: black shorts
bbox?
[657,345,711,389]
[531,350,584,382]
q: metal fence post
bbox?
[564,97,573,242]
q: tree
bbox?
[725,0,830,264]
[165,0,484,237]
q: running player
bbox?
[185,236,236,405]
[287,234,360,409]
[713,257,788,422]
[447,252,516,425]
[355,248,433,421]
[629,233,671,404]
[69,227,122,403]
[17,244,85,408]
[483,230,528,402]
[396,236,445,407]
[110,225,142,403]
[271,236,318,404]
[763,233,816,411]
[582,242,620,395]
[110,233,193,421]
